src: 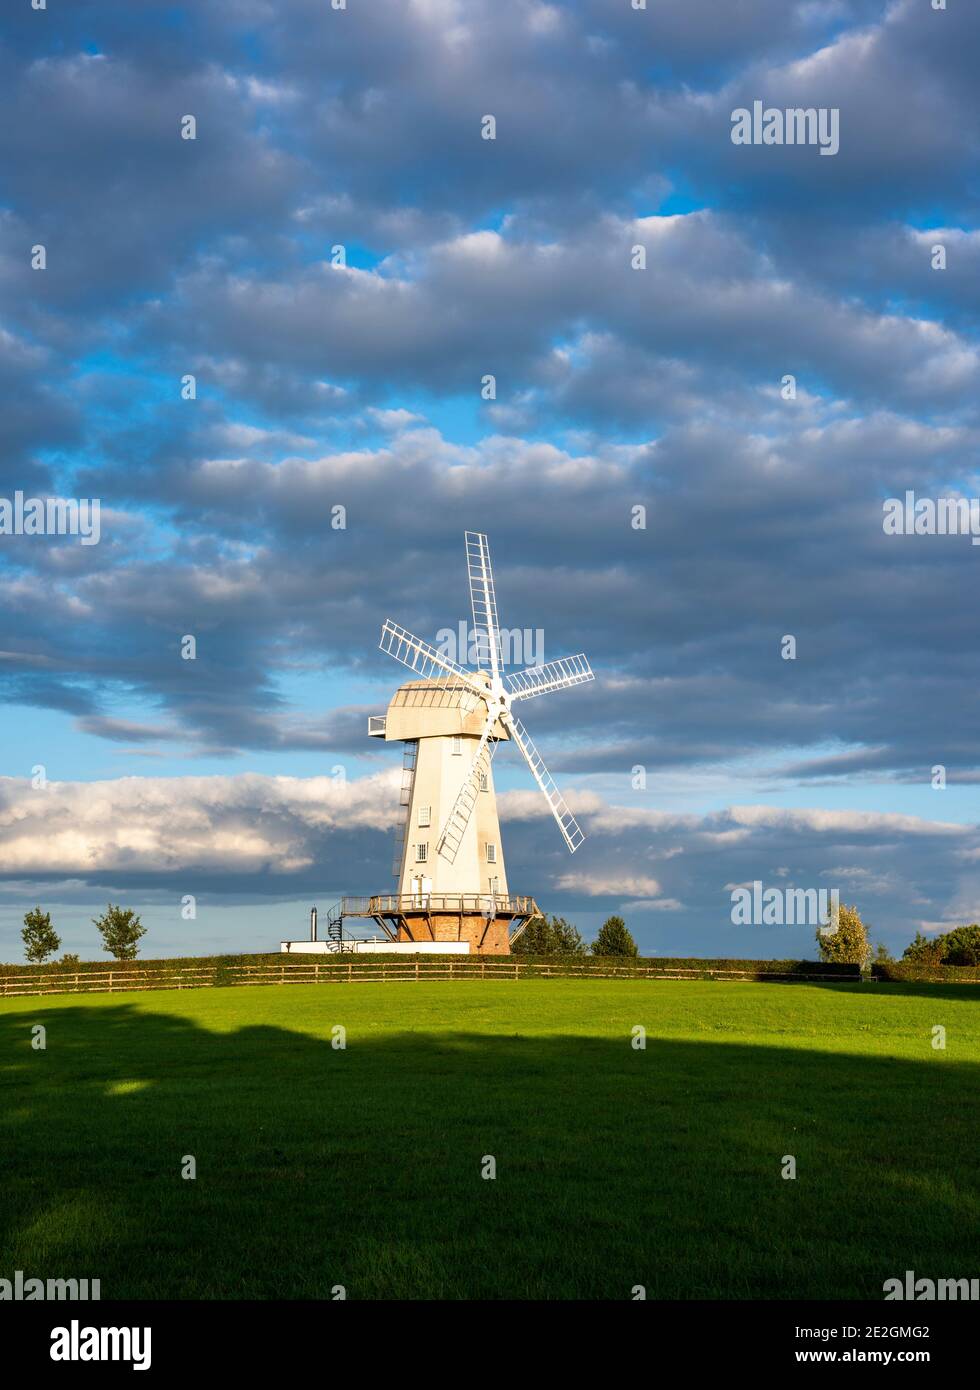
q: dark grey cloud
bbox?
[4,407,980,790]
[0,49,301,326]
[0,328,78,491]
[119,211,979,434]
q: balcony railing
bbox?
[340,893,537,918]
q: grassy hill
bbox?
[1,978,976,1299]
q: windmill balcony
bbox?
[368,715,387,737]
[334,892,540,956]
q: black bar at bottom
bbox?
[7,1299,974,1374]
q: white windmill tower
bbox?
[353,532,594,954]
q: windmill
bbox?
[357,531,594,954]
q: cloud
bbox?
[2,773,978,960]
[726,806,968,837]
[128,211,980,424]
[554,871,663,898]
[75,716,180,745]
[0,771,399,877]
[6,410,980,793]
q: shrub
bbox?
[873,961,980,985]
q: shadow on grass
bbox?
[1,1002,977,1300]
[803,978,980,1005]
[858,980,980,1004]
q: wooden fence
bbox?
[0,959,858,1000]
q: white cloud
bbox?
[727,806,968,836]
[554,871,662,898]
[0,771,400,876]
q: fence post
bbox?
[514,962,518,980]
[108,972,114,993]
[348,962,352,982]
[415,959,419,982]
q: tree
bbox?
[940,924,980,966]
[22,907,60,964]
[591,915,639,957]
[512,914,585,956]
[93,903,146,961]
[872,941,894,965]
[511,916,550,954]
[550,916,586,956]
[60,953,81,968]
[815,902,869,967]
[902,930,944,965]
[903,924,980,967]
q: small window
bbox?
[486,843,496,863]
[451,736,462,755]
[418,805,431,827]
[416,843,428,863]
[479,772,489,792]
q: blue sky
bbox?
[2,0,980,960]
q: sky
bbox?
[2,0,980,961]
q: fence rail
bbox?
[0,960,861,1000]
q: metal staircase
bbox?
[323,901,346,952]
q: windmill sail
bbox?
[506,713,585,853]
[436,709,499,863]
[465,531,502,680]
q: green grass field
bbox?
[1,979,977,1300]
